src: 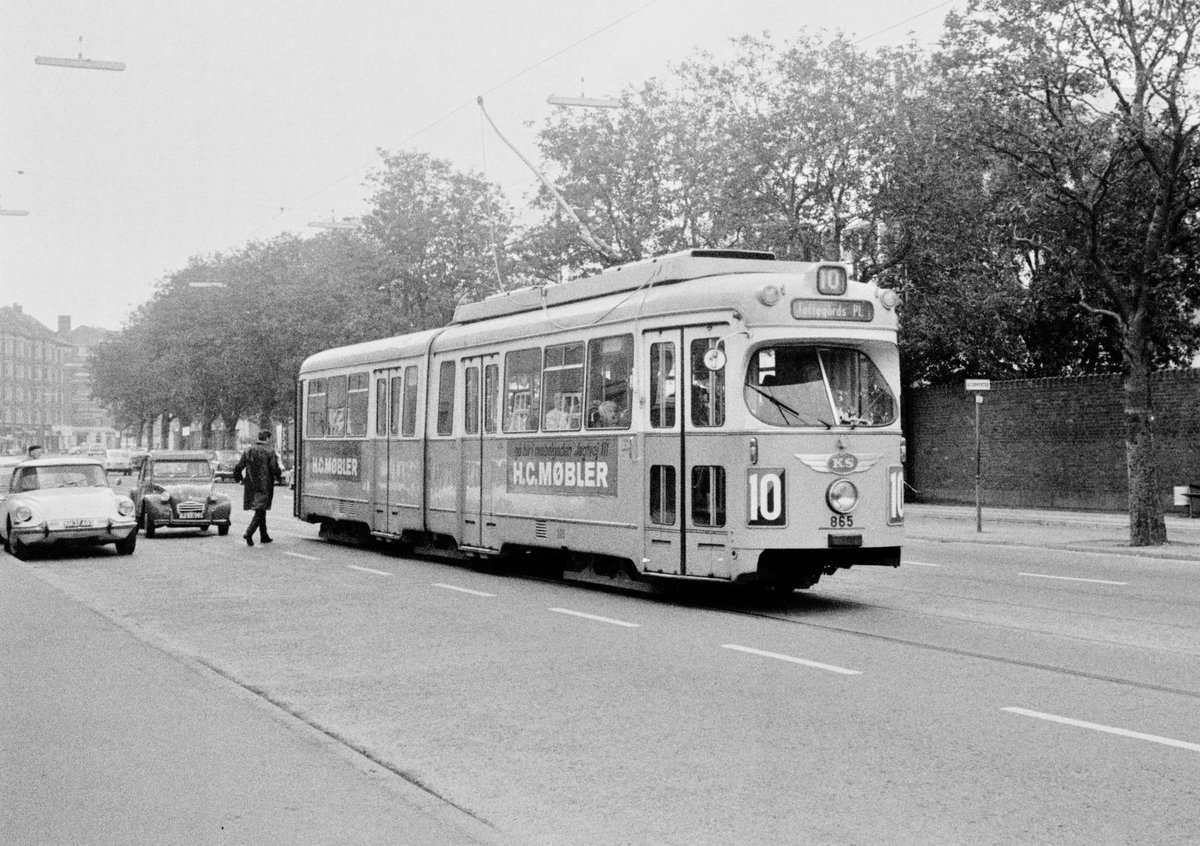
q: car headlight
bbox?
[117,499,134,516]
[158,493,171,503]
[826,479,859,514]
[14,505,33,523]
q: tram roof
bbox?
[452,249,792,324]
[300,327,443,375]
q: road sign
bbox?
[965,378,991,392]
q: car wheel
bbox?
[142,510,156,538]
[3,521,12,555]
[115,531,137,556]
[217,524,230,536]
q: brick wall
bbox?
[906,369,1200,511]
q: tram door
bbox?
[462,354,500,549]
[381,367,406,537]
[642,326,732,578]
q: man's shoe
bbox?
[261,536,273,544]
[244,535,254,547]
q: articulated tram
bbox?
[295,249,903,591]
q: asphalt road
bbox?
[4,491,1199,845]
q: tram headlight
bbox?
[879,289,900,310]
[826,479,859,514]
[757,284,781,306]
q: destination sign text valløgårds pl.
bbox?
[791,298,874,322]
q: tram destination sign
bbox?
[507,437,618,497]
[791,298,874,322]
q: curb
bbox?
[906,531,1200,562]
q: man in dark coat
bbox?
[233,430,282,546]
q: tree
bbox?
[940,0,1200,545]
[88,309,177,445]
[360,149,513,332]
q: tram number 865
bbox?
[748,469,786,526]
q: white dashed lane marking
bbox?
[434,583,496,597]
[549,608,640,628]
[1018,572,1127,586]
[346,564,392,576]
[1002,707,1200,752]
[722,644,862,676]
[283,552,320,561]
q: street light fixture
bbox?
[308,215,358,230]
[547,95,620,109]
[35,37,125,71]
[0,196,29,216]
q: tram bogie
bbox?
[296,249,904,592]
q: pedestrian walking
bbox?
[27,444,44,459]
[233,430,282,546]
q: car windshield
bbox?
[156,461,214,480]
[13,465,109,491]
[744,345,897,428]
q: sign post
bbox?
[964,379,991,532]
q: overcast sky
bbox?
[1,0,956,332]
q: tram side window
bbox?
[464,365,480,435]
[586,335,632,429]
[326,377,348,437]
[436,361,456,436]
[306,379,327,438]
[402,365,418,436]
[649,342,676,429]
[691,466,726,527]
[650,465,676,525]
[375,377,388,436]
[504,348,541,433]
[390,374,403,436]
[690,338,725,428]
[542,342,584,431]
[347,373,369,436]
[484,364,498,434]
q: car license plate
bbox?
[63,519,94,528]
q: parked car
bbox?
[0,456,137,559]
[0,455,25,492]
[211,450,242,482]
[103,448,134,475]
[130,450,232,538]
[129,449,150,472]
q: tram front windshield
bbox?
[744,346,897,428]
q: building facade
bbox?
[56,316,120,451]
[0,305,117,454]
[0,305,68,453]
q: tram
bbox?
[295,249,903,591]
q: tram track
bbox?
[702,597,1200,701]
[490,563,1200,700]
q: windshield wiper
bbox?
[747,384,829,428]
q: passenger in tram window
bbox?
[598,400,620,427]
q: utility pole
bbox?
[965,379,991,532]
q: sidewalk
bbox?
[906,502,1200,561]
